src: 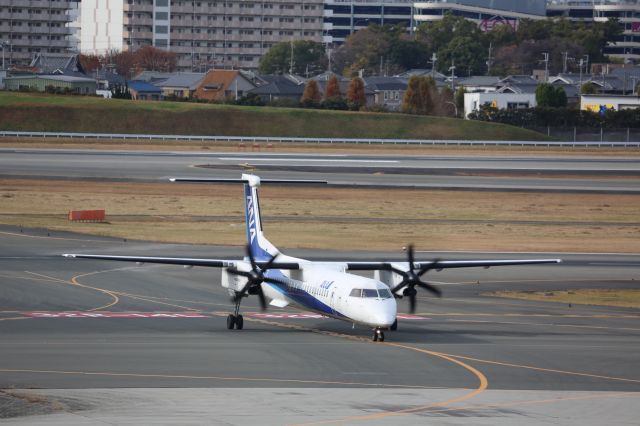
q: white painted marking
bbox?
[25,312,208,318]
[217,158,398,163]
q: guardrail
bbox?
[1,131,639,148]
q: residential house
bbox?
[29,53,86,76]
[581,94,640,113]
[456,76,501,93]
[193,70,256,102]
[363,76,407,111]
[156,72,205,99]
[247,75,306,104]
[127,80,163,101]
[464,92,537,118]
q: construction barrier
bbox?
[68,210,106,222]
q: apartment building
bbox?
[547,0,640,61]
[0,0,79,68]
[323,0,414,44]
[121,0,323,71]
[413,0,547,30]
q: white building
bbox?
[581,94,640,112]
[464,92,537,118]
[79,0,124,54]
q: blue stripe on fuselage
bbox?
[264,269,346,318]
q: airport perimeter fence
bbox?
[526,126,640,143]
[1,130,640,148]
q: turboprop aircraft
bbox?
[64,174,561,342]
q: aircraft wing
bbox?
[345,259,562,271]
[62,254,300,269]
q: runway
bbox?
[0,226,638,424]
[1,148,640,192]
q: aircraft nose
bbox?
[372,304,396,327]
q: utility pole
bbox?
[579,58,584,89]
[562,51,569,74]
[583,54,589,75]
[449,59,456,91]
[486,42,493,76]
[542,52,549,83]
[289,39,294,75]
[429,53,437,78]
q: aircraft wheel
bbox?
[372,330,378,342]
[390,319,398,331]
[235,314,244,330]
[226,314,236,330]
[378,331,385,342]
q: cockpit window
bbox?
[378,289,392,299]
[349,288,362,297]
[363,289,379,298]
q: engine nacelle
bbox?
[221,261,252,292]
[374,263,406,295]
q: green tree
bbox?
[346,77,366,110]
[581,82,597,95]
[536,84,567,108]
[301,79,321,107]
[259,40,327,75]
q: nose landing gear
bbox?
[372,328,385,342]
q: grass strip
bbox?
[488,289,640,309]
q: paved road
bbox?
[1,148,639,192]
[0,227,638,424]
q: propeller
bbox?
[226,245,287,311]
[390,245,442,314]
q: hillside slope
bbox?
[0,92,546,140]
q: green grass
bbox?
[0,92,548,140]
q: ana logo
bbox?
[247,195,256,243]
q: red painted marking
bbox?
[397,314,430,320]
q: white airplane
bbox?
[64,174,561,342]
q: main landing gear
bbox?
[227,293,244,330]
[372,328,385,342]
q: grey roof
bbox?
[458,76,501,86]
[395,69,446,79]
[132,71,174,84]
[248,75,304,96]
[310,71,349,82]
[157,72,205,90]
[497,83,539,94]
[499,75,539,85]
[364,76,407,91]
[610,66,640,79]
[30,53,84,75]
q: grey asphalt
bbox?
[0,226,638,424]
[1,148,639,192]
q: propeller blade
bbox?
[409,293,416,313]
[391,279,408,294]
[256,285,267,311]
[407,245,415,273]
[264,276,289,287]
[417,280,442,297]
[227,268,252,278]
[262,252,280,270]
[245,244,257,271]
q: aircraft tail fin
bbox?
[242,174,278,261]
